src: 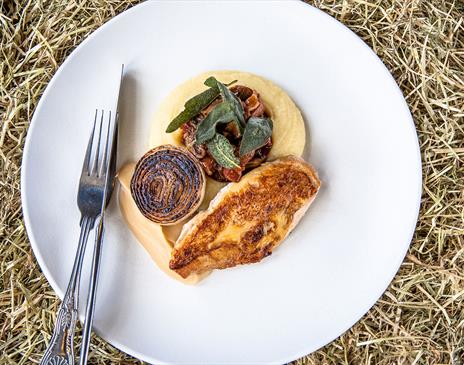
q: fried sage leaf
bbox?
[239,117,273,156]
[217,82,245,127]
[196,102,238,144]
[195,80,246,144]
[165,77,237,133]
[166,88,218,133]
[204,76,221,88]
[206,134,240,169]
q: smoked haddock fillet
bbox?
[169,156,321,278]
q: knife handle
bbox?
[79,217,105,365]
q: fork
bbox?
[40,110,115,365]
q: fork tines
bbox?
[84,109,114,179]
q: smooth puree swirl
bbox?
[130,145,206,225]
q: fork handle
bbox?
[40,216,95,365]
[79,217,105,365]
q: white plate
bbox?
[21,1,421,364]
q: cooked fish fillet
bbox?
[169,156,321,278]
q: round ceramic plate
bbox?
[21,1,421,363]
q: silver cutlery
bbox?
[41,66,123,365]
[79,67,122,365]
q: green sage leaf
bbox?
[166,88,219,133]
[195,103,236,144]
[195,80,246,143]
[205,77,237,89]
[217,82,245,127]
[206,134,240,169]
[165,77,237,133]
[204,76,219,88]
[239,117,273,156]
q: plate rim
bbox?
[20,1,422,363]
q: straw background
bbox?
[1,0,463,364]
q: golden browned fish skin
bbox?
[169,156,321,278]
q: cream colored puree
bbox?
[118,70,306,284]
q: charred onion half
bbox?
[130,145,206,225]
